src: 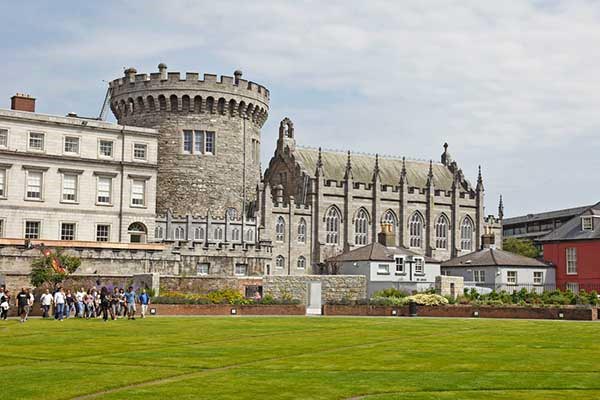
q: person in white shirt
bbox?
[40,289,53,319]
[76,288,85,318]
[53,288,66,321]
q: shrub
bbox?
[372,288,409,298]
[406,293,449,306]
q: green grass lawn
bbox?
[2,316,600,399]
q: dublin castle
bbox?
[0,64,502,280]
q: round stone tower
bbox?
[109,64,269,216]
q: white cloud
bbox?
[2,0,600,215]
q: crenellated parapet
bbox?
[110,64,269,128]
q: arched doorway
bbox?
[128,222,147,243]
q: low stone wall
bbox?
[323,304,598,321]
[263,275,367,303]
[159,276,263,295]
[151,304,305,316]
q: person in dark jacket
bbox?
[16,288,29,323]
[99,287,110,322]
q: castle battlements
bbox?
[110,64,269,127]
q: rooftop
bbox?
[442,248,550,268]
[503,204,592,226]
[328,241,439,263]
[539,201,600,242]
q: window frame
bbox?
[234,263,248,276]
[0,168,7,199]
[414,257,425,275]
[354,208,369,246]
[0,218,4,238]
[566,248,577,275]
[275,255,285,270]
[132,142,148,161]
[24,220,41,239]
[27,132,45,152]
[182,130,216,155]
[63,136,80,155]
[409,212,423,248]
[96,176,113,206]
[506,270,518,285]
[435,214,449,249]
[61,173,79,203]
[60,222,76,241]
[197,263,210,276]
[130,179,146,207]
[24,169,44,201]
[533,271,543,285]
[473,270,486,283]
[377,263,390,275]
[395,257,405,275]
[0,128,9,148]
[98,139,114,158]
[325,207,341,245]
[581,216,593,231]
[297,256,306,270]
[460,216,474,251]
[297,218,306,243]
[275,216,285,242]
[96,224,111,242]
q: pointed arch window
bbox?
[325,207,341,245]
[155,226,164,240]
[173,226,185,240]
[435,214,449,249]
[214,226,224,241]
[275,216,285,242]
[297,218,306,243]
[275,255,285,269]
[354,209,369,245]
[194,226,205,241]
[409,212,424,248]
[246,229,254,242]
[382,210,398,233]
[231,228,240,241]
[297,256,306,270]
[460,217,474,251]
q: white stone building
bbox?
[0,95,158,243]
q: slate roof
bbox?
[328,242,440,264]
[503,205,591,226]
[539,201,600,242]
[442,248,550,268]
[294,147,461,191]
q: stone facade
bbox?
[435,275,464,298]
[263,275,367,303]
[264,120,495,265]
[110,65,269,216]
[0,109,158,242]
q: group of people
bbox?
[0,286,151,322]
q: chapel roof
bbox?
[293,147,463,191]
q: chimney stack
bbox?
[11,93,36,112]
[481,227,496,249]
[377,223,395,247]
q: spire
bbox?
[476,165,484,192]
[426,160,434,187]
[344,150,353,180]
[498,194,504,220]
[315,147,324,177]
[372,153,381,181]
[399,156,408,185]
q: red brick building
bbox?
[540,202,600,292]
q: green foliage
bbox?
[372,287,409,298]
[463,287,599,306]
[153,290,300,305]
[502,237,540,258]
[369,293,449,306]
[29,249,81,288]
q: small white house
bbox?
[330,227,440,296]
[442,234,554,292]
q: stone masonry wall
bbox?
[263,275,367,303]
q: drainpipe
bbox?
[118,126,125,242]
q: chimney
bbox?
[377,223,395,247]
[481,227,496,249]
[11,93,36,112]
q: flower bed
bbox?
[322,304,598,320]
[151,303,306,316]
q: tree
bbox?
[29,247,81,288]
[502,238,540,258]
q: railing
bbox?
[465,282,600,293]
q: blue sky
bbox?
[1,1,599,217]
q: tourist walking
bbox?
[40,289,53,318]
[65,289,75,319]
[26,289,34,321]
[99,287,111,322]
[84,290,94,318]
[17,288,29,323]
[0,289,9,320]
[54,287,66,321]
[138,289,150,318]
[118,288,126,318]
[124,286,136,320]
[76,287,85,318]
